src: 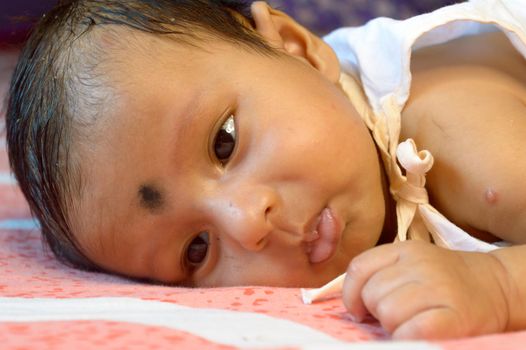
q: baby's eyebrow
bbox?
[138,184,164,213]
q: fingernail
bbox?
[348,313,363,323]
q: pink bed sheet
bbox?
[1,50,525,350]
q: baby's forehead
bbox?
[79,27,182,94]
[88,26,172,61]
[90,24,223,62]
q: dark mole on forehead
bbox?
[138,184,164,212]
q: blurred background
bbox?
[268,0,457,34]
[0,0,457,47]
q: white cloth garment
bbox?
[324,0,526,252]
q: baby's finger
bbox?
[392,308,465,340]
[361,267,417,323]
[369,281,443,333]
[342,244,403,321]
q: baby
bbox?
[5,0,526,340]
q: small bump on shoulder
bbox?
[484,188,499,206]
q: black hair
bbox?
[6,0,275,272]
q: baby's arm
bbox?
[489,246,526,331]
[342,32,526,339]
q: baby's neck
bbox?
[376,145,397,245]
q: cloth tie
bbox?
[339,73,499,252]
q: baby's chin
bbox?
[269,269,345,288]
[255,262,348,288]
[267,253,352,288]
[208,275,340,289]
[193,260,347,288]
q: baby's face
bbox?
[74,32,386,287]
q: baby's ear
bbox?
[251,1,340,83]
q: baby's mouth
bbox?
[305,208,343,264]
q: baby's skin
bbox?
[344,30,526,338]
[67,2,526,339]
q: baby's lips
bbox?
[309,240,333,263]
[304,229,320,243]
[308,208,342,264]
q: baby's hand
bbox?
[342,241,511,339]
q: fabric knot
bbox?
[394,139,433,205]
[396,139,434,176]
[396,182,428,204]
[338,57,503,252]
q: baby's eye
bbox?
[186,232,209,266]
[213,114,236,165]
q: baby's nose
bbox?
[209,184,278,252]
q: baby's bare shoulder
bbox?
[401,36,526,243]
